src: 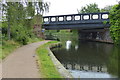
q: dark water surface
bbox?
[51,35,119,78]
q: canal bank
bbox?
[48,43,73,78]
[36,41,73,78]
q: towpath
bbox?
[1,41,48,78]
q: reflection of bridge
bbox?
[43,12,109,30]
[62,63,107,73]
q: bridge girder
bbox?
[42,12,110,30]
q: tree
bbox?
[34,1,49,15]
[2,2,15,40]
[25,0,49,16]
[26,2,35,18]
[2,2,26,40]
[109,4,120,45]
[78,3,100,13]
[101,5,113,12]
[2,0,49,44]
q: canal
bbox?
[50,33,119,78]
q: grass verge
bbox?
[36,41,63,78]
[1,40,21,59]
[27,37,43,44]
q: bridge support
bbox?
[78,28,113,43]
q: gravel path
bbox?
[1,41,48,78]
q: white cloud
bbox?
[43,0,118,16]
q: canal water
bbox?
[51,34,119,78]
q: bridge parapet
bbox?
[43,12,109,23]
[43,12,110,30]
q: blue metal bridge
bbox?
[43,12,110,30]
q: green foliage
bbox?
[26,2,35,18]
[78,3,100,13]
[27,37,43,44]
[2,1,49,44]
[109,4,120,45]
[103,21,108,25]
[32,15,42,25]
[11,24,29,45]
[107,46,119,76]
[1,40,21,59]
[101,5,113,12]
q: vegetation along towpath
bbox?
[1,41,49,78]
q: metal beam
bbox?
[42,12,110,30]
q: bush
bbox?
[109,4,120,45]
[11,24,29,45]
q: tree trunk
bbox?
[7,18,11,40]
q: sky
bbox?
[43,0,119,16]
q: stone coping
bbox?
[47,43,73,78]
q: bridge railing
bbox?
[43,12,109,23]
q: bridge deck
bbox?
[43,12,110,30]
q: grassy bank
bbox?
[27,37,43,44]
[36,41,62,78]
[1,40,21,59]
[0,45,2,60]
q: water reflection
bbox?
[75,45,78,50]
[107,46,119,77]
[66,40,72,50]
[62,63,107,73]
[51,34,119,78]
